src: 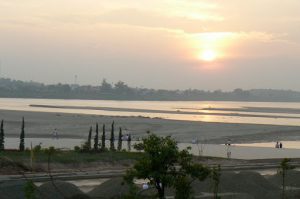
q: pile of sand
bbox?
[192,171,281,199]
[0,157,29,174]
[88,177,130,199]
[267,170,300,187]
[37,180,89,199]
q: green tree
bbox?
[0,120,4,151]
[110,121,115,151]
[173,148,211,199]
[125,134,210,199]
[94,123,99,151]
[87,126,92,151]
[211,165,221,199]
[101,124,106,151]
[24,180,36,199]
[19,117,25,151]
[118,127,123,151]
[279,158,295,199]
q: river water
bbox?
[2,98,300,126]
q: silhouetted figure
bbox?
[279,142,283,149]
[226,139,231,146]
[127,134,132,151]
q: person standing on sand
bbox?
[52,128,59,139]
[275,141,279,148]
[127,133,132,151]
[279,142,283,149]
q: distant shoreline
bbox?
[2,96,300,102]
[2,77,300,102]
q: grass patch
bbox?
[0,150,143,165]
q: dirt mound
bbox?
[192,171,280,199]
[88,177,130,199]
[267,170,300,187]
[37,180,88,199]
[0,157,29,174]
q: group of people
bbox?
[275,141,283,149]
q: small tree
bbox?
[110,121,115,151]
[0,120,4,151]
[87,126,92,151]
[94,123,99,151]
[279,158,295,199]
[211,165,221,199]
[101,124,106,151]
[19,117,25,151]
[24,180,36,199]
[125,134,211,199]
[118,127,122,151]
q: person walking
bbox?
[52,128,59,139]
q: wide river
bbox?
[2,98,300,126]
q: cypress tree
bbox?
[110,121,115,151]
[117,127,122,151]
[19,117,25,151]
[101,124,106,151]
[94,123,99,151]
[87,126,92,151]
[0,120,4,151]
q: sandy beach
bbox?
[1,109,300,144]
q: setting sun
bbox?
[200,50,217,61]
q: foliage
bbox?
[211,165,221,199]
[118,127,123,151]
[125,134,211,199]
[19,117,25,151]
[24,180,37,199]
[33,144,42,153]
[87,126,92,151]
[74,145,81,152]
[81,126,93,152]
[1,150,142,164]
[94,123,99,151]
[278,158,295,199]
[0,120,4,151]
[110,121,115,151]
[3,77,300,102]
[101,124,106,151]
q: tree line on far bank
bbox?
[2,77,300,102]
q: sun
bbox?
[200,50,217,62]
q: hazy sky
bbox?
[0,0,300,90]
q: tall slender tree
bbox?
[94,123,99,151]
[118,127,122,151]
[101,124,106,151]
[87,126,92,151]
[19,117,25,151]
[110,121,115,151]
[0,120,4,151]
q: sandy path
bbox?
[1,109,300,143]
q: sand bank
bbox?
[1,109,300,144]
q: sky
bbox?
[0,0,300,90]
